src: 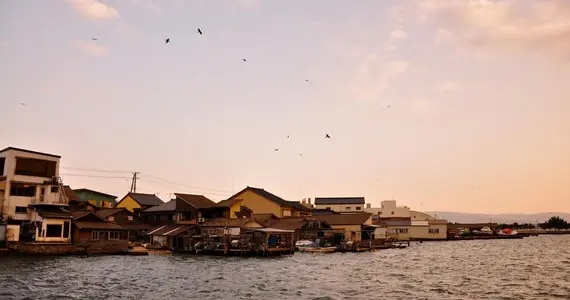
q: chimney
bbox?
[366,203,371,209]
[308,198,311,204]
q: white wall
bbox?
[35,219,71,243]
[1,149,62,221]
[364,200,411,218]
[314,204,364,212]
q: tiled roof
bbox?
[141,200,177,212]
[314,197,365,205]
[127,193,164,206]
[38,211,72,219]
[313,213,372,226]
[72,188,117,199]
[214,198,241,208]
[73,221,124,230]
[233,187,310,211]
[251,213,278,224]
[262,218,308,230]
[63,186,81,201]
[96,208,126,218]
[175,193,216,209]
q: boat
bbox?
[297,246,337,253]
[295,240,314,248]
[498,228,518,235]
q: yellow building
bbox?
[313,213,373,242]
[223,186,311,218]
[114,192,164,213]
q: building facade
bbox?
[73,188,117,208]
[226,186,311,218]
[314,197,365,212]
[114,192,164,214]
[0,148,70,242]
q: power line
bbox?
[140,176,231,197]
[140,173,231,194]
[60,173,132,179]
[60,166,132,173]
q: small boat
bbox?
[297,246,336,253]
[295,240,314,248]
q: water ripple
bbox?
[0,236,568,299]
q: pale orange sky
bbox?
[1,0,569,214]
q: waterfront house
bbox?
[0,147,70,243]
[140,193,218,226]
[144,225,197,249]
[252,213,280,225]
[96,208,150,241]
[200,218,264,236]
[313,213,374,242]
[262,217,335,244]
[65,186,97,212]
[225,186,311,218]
[114,192,164,214]
[314,197,366,212]
[73,188,117,208]
[71,211,128,254]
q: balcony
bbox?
[30,195,68,206]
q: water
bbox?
[1,236,569,300]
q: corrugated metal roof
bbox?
[128,193,164,206]
[142,200,177,212]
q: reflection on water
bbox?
[1,236,569,300]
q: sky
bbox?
[1,0,570,214]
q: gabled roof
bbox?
[230,186,310,211]
[72,188,117,199]
[175,193,216,209]
[96,208,127,218]
[63,186,81,201]
[314,197,365,205]
[251,213,279,224]
[214,198,241,208]
[313,213,372,226]
[0,147,61,158]
[116,192,164,207]
[74,221,123,230]
[72,211,107,222]
[141,199,177,212]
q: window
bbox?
[127,216,133,221]
[92,231,100,240]
[46,224,63,237]
[108,216,115,222]
[63,222,70,238]
[14,157,56,178]
[391,211,395,215]
[50,186,58,193]
[0,157,5,175]
[325,207,331,210]
[429,228,440,234]
[379,211,382,215]
[398,228,408,234]
[345,207,351,211]
[180,212,192,221]
[356,207,362,211]
[109,232,120,240]
[15,206,28,213]
[10,183,37,197]
[282,210,292,217]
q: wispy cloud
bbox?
[390,29,409,40]
[74,40,107,56]
[65,0,119,20]
[415,0,570,60]
[412,98,434,111]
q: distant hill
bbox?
[425,211,570,224]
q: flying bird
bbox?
[274,148,279,151]
[386,105,391,108]
[305,79,309,82]
[20,102,26,106]
[197,28,203,35]
[92,38,98,41]
[298,153,303,156]
[242,58,247,62]
[165,38,170,44]
[325,134,331,138]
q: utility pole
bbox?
[130,172,140,193]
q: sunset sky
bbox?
[1,0,569,214]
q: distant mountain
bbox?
[425,211,570,224]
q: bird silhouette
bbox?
[298,153,303,156]
[386,105,391,108]
[165,38,170,44]
[197,28,203,35]
[325,134,331,138]
[242,58,247,62]
[305,79,309,82]
[274,148,279,151]
[92,37,98,41]
[20,102,26,106]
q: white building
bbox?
[314,197,365,212]
[0,147,71,243]
[366,200,448,240]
